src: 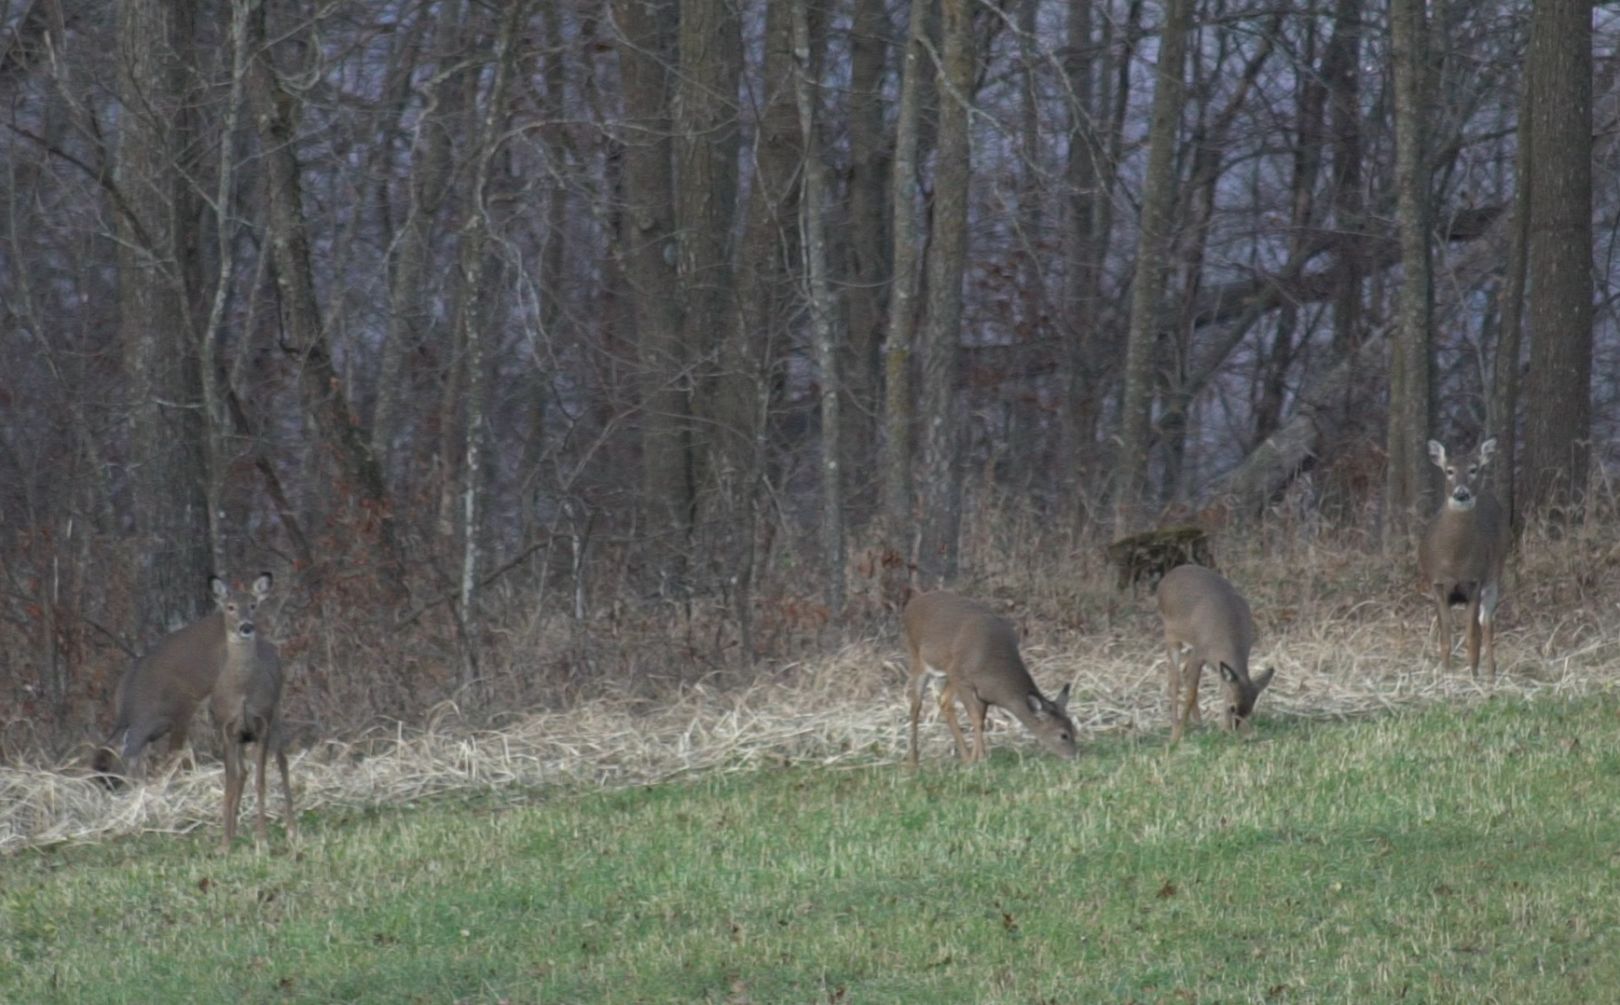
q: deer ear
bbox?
[1218,662,1240,685]
[1428,440,1446,466]
[252,572,274,598]
[210,576,228,600]
[1254,666,1276,692]
[1052,682,1072,714]
[1478,438,1497,464]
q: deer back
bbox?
[1157,564,1254,673]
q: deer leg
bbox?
[163,720,191,775]
[964,694,989,762]
[253,733,271,844]
[275,737,294,838]
[1179,658,1205,722]
[1480,580,1501,682]
[906,656,926,769]
[1465,590,1484,679]
[938,682,972,761]
[1170,659,1197,745]
[1164,640,1182,720]
[1433,586,1454,673]
[1174,660,1203,745]
[220,733,243,849]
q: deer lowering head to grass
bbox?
[903,591,1076,767]
[207,572,293,847]
[1419,438,1510,680]
[1156,564,1275,745]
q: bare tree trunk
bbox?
[1324,0,1367,473]
[1384,0,1434,535]
[726,0,799,656]
[1491,50,1532,530]
[1060,0,1100,510]
[793,0,844,613]
[1326,0,1364,336]
[914,0,974,586]
[375,4,466,488]
[880,0,931,558]
[117,0,212,635]
[1163,19,1279,504]
[1522,0,1593,520]
[1115,0,1191,532]
[244,0,403,584]
[1255,17,1322,446]
[675,0,742,533]
[455,2,523,687]
[844,0,888,524]
[613,0,689,591]
[198,0,252,572]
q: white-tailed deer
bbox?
[1156,564,1275,745]
[1419,438,1509,679]
[93,572,294,845]
[92,577,267,782]
[207,573,293,847]
[903,591,1077,766]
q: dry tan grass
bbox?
[5,523,1619,855]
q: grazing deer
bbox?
[1419,438,1510,680]
[207,573,293,846]
[1156,564,1275,745]
[903,591,1077,766]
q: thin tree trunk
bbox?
[793,0,844,613]
[1115,0,1192,532]
[844,0,888,520]
[244,0,403,584]
[727,0,800,657]
[455,1,523,687]
[675,0,742,529]
[375,3,466,488]
[1321,0,1360,356]
[880,0,931,558]
[198,0,251,572]
[1060,0,1099,512]
[1490,48,1531,530]
[1255,17,1321,446]
[1325,0,1366,457]
[1385,0,1434,536]
[915,0,974,586]
[612,0,689,592]
[1522,0,1593,520]
[117,0,212,635]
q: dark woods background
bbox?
[0,0,1612,757]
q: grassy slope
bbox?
[4,695,1619,1004]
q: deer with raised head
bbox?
[93,577,269,783]
[1419,438,1509,680]
[93,572,294,845]
[1156,564,1275,745]
[903,591,1077,766]
[207,572,293,847]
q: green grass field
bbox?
[5,695,1619,1004]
